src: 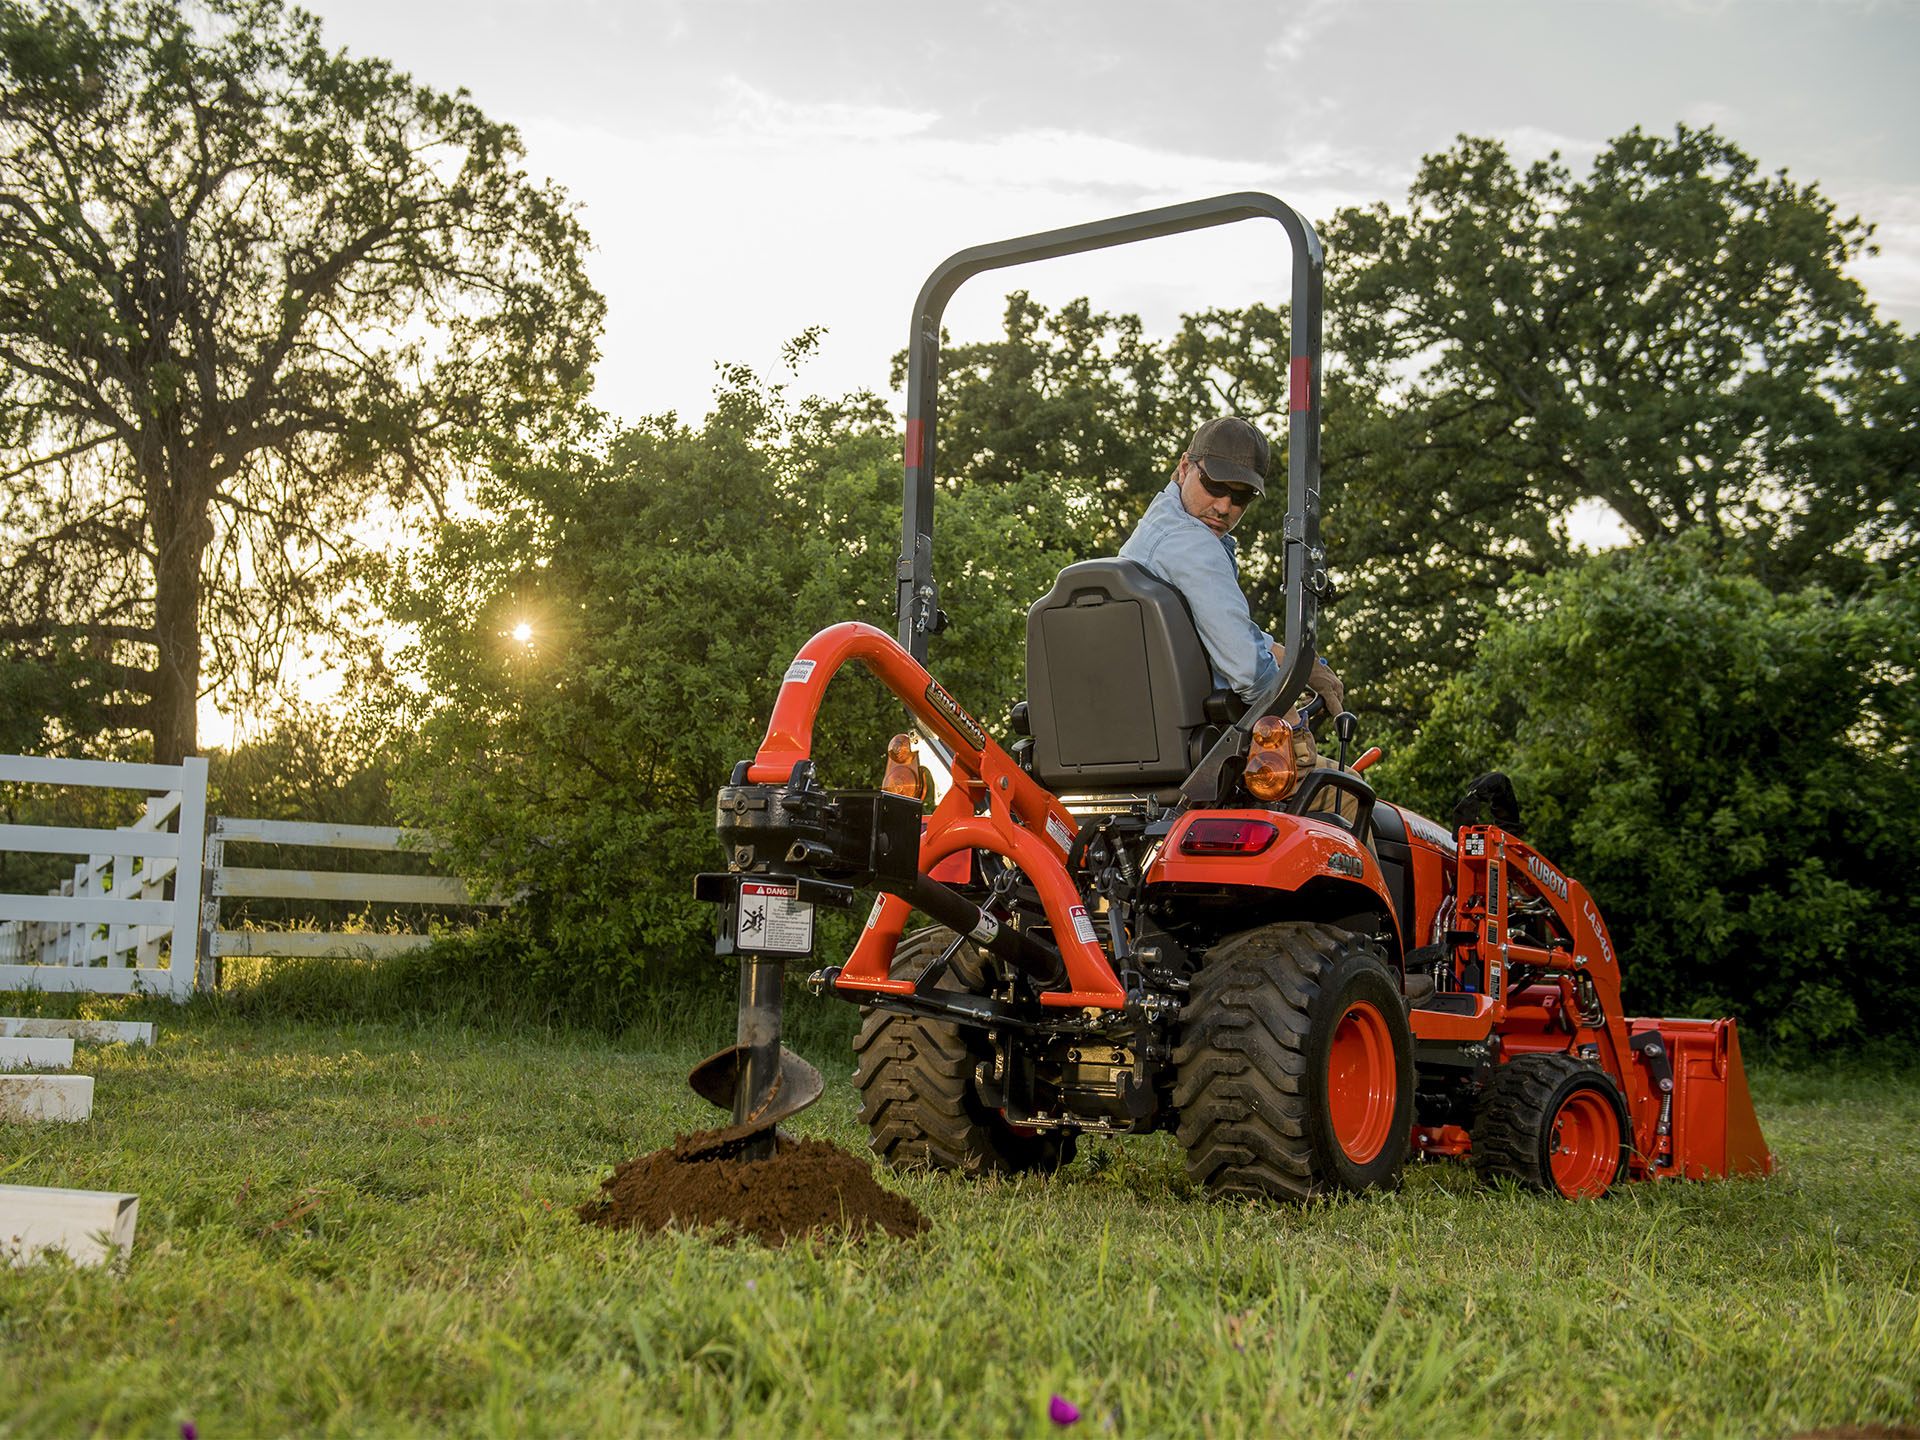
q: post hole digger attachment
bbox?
[684,968,823,1160]
[688,193,1773,1199]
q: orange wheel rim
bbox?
[1327,1001,1396,1164]
[1549,1089,1621,1198]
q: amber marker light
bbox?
[883,733,925,801]
[1242,714,1301,801]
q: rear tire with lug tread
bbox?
[1172,921,1414,1202]
[853,926,1076,1176]
[1472,1052,1631,1198]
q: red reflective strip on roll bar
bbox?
[1290,356,1312,412]
[904,418,925,468]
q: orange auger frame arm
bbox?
[746,621,1127,1009]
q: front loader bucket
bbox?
[1639,1017,1774,1179]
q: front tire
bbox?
[1472,1052,1631,1198]
[853,927,1076,1176]
[1172,921,1414,1202]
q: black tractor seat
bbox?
[1024,558,1225,794]
[1024,557,1378,845]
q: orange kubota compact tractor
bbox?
[689,193,1772,1201]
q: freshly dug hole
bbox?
[578,1129,928,1246]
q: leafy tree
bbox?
[1391,538,1920,1049]
[385,362,1095,1005]
[205,700,434,935]
[894,292,1183,546]
[905,292,1295,547]
[1323,127,1911,727]
[0,0,602,762]
[209,699,393,827]
[921,128,1912,744]
[0,647,116,754]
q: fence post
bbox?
[58,872,72,966]
[138,794,175,968]
[197,819,224,994]
[171,756,209,999]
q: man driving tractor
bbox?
[1120,414,1347,776]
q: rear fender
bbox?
[1146,809,1403,954]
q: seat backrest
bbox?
[1025,558,1216,791]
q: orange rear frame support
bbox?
[747,622,1126,1009]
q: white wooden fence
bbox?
[0,755,207,1000]
[0,787,186,970]
[197,817,498,987]
[0,754,501,999]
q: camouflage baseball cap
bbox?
[1186,416,1271,496]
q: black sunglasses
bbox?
[1193,472,1258,506]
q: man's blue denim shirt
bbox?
[1118,480,1279,702]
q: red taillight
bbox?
[1179,818,1280,855]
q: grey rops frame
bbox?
[895,191,1329,722]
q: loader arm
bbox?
[1453,828,1650,1135]
[1449,826,1771,1179]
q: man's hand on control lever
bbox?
[1269,645,1347,715]
[1269,645,1353,767]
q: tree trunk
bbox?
[150,492,209,766]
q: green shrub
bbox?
[1393,538,1919,1050]
[384,365,1095,1009]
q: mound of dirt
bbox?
[577,1130,928,1247]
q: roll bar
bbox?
[897,191,1329,725]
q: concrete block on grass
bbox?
[0,1037,76,1070]
[0,1018,155,1046]
[0,1074,94,1122]
[1,1185,138,1267]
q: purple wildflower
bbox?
[181,1425,198,1440]
[1049,1394,1081,1426]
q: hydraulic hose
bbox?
[898,870,1068,990]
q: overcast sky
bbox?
[294,0,1919,425]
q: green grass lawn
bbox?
[1,978,1916,1439]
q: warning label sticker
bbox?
[782,658,817,686]
[969,911,1001,946]
[1067,904,1098,945]
[1046,813,1074,854]
[735,880,815,955]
